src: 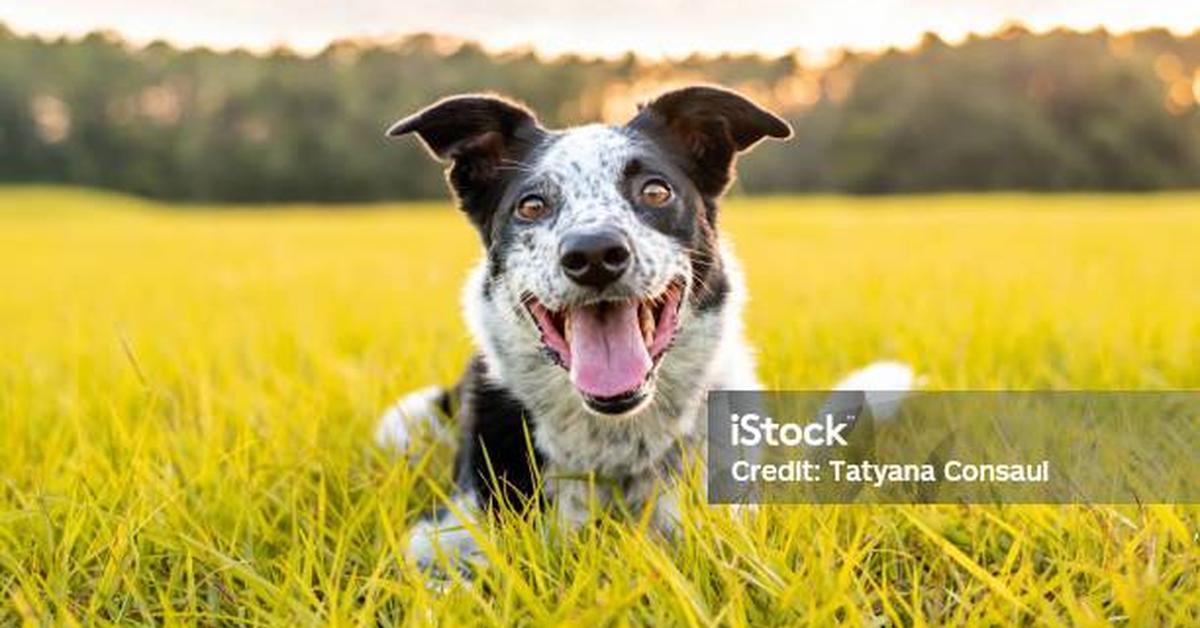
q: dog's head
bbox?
[389,86,789,417]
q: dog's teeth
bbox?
[563,312,572,344]
[639,302,655,346]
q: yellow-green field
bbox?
[1,186,1198,625]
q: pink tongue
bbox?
[568,302,651,398]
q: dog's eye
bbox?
[515,195,550,221]
[640,180,673,206]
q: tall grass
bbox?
[1,187,1197,624]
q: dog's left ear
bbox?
[628,86,791,196]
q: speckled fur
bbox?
[500,126,689,313]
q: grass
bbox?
[0,185,1198,625]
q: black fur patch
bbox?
[453,356,543,510]
[618,129,730,313]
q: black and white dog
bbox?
[377,86,910,571]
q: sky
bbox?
[3,0,1199,60]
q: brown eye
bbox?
[640,179,673,206]
[515,195,549,221]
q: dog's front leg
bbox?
[626,470,685,540]
[544,465,604,531]
[546,465,683,539]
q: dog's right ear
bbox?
[387,95,543,198]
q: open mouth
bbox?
[524,279,684,415]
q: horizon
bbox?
[2,1,1198,62]
[3,19,1198,66]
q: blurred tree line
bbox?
[1,22,1198,202]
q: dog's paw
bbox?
[375,385,452,455]
[406,496,487,581]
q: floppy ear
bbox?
[387,95,543,200]
[628,86,791,196]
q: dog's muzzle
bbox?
[524,276,685,416]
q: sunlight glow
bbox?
[1,1,1197,59]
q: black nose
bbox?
[559,230,632,288]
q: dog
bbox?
[376,85,911,574]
